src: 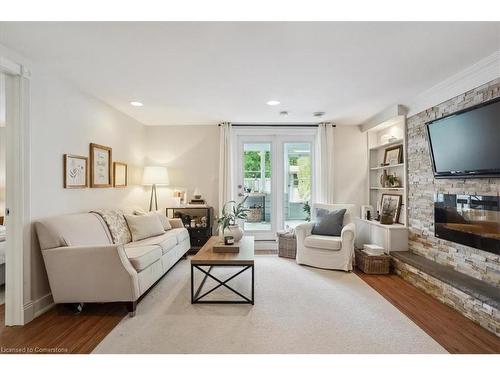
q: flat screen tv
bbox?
[426,97,500,178]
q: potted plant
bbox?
[217,196,250,242]
[303,201,311,222]
[387,174,400,188]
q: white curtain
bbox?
[315,122,335,204]
[218,122,233,215]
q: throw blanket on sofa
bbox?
[90,209,132,244]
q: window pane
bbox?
[242,143,272,231]
[283,143,312,229]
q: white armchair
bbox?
[295,203,356,271]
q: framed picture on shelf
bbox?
[113,162,128,187]
[173,188,187,205]
[380,193,402,223]
[90,143,112,187]
[383,145,403,165]
[63,154,88,188]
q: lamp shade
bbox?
[142,166,169,186]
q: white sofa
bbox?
[35,211,190,316]
[295,203,356,271]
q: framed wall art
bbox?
[90,143,112,188]
[113,162,128,187]
[383,145,403,165]
[63,154,88,188]
[380,193,402,223]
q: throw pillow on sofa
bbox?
[124,212,165,242]
[311,208,346,237]
[134,209,172,231]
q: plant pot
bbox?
[223,225,244,242]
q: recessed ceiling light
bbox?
[280,111,289,117]
[130,101,144,107]
[313,111,325,117]
[266,100,280,106]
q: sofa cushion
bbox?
[125,231,179,254]
[170,228,190,243]
[91,209,132,244]
[304,234,342,251]
[311,208,346,237]
[124,245,162,272]
[124,213,165,242]
[135,209,172,231]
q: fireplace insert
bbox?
[434,194,500,255]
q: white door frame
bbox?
[1,56,31,326]
[235,135,278,240]
[233,127,317,240]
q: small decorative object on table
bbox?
[218,197,249,243]
[361,205,373,220]
[213,241,240,253]
[224,236,234,245]
[277,230,297,259]
[355,248,391,274]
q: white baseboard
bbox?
[23,293,54,323]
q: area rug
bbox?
[93,256,447,353]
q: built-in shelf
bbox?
[356,218,407,230]
[368,138,404,151]
[369,187,404,190]
[359,112,408,253]
[370,163,404,171]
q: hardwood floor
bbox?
[0,303,126,354]
[0,267,498,354]
[355,269,500,354]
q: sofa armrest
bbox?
[42,244,139,303]
[295,222,315,242]
[341,222,356,243]
[169,218,184,229]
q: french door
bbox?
[235,130,316,241]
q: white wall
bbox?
[144,125,366,219]
[144,125,220,210]
[30,71,147,219]
[333,126,368,216]
[1,43,149,316]
[28,69,148,306]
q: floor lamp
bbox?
[143,166,169,211]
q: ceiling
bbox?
[0,22,499,126]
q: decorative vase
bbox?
[380,170,388,187]
[223,224,244,242]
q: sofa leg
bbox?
[126,301,137,317]
[66,303,84,314]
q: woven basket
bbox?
[247,207,263,222]
[355,249,391,274]
[278,232,297,259]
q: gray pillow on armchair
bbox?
[311,208,346,236]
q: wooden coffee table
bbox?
[191,236,254,304]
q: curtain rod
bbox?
[218,123,336,127]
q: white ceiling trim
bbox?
[405,50,500,117]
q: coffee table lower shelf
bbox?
[190,264,254,304]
